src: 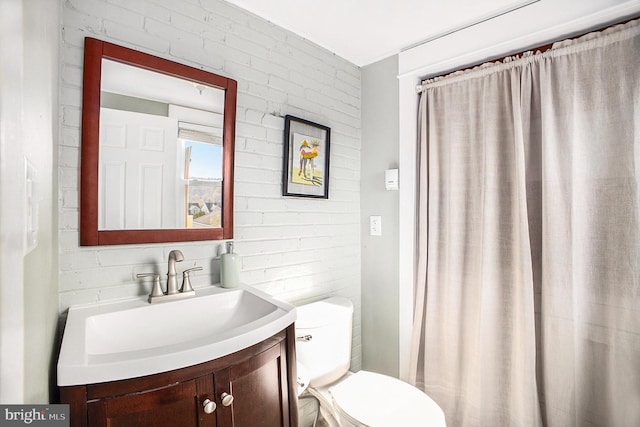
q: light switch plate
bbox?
[24,158,38,254]
[370,215,382,236]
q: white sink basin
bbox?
[57,286,296,386]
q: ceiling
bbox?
[222,0,540,66]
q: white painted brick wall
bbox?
[58,0,362,369]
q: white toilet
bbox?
[295,297,447,427]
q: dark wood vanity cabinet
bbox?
[214,341,291,427]
[86,376,215,427]
[60,327,298,427]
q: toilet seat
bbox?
[328,370,446,427]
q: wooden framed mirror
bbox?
[80,38,236,245]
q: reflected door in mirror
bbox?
[99,108,179,230]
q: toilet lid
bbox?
[329,370,446,427]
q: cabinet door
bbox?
[87,376,217,427]
[215,341,291,427]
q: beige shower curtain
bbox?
[410,19,640,427]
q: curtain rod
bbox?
[402,0,540,54]
[415,14,640,94]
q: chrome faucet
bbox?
[166,249,184,295]
[137,249,200,303]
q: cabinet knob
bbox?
[221,392,234,407]
[202,398,217,414]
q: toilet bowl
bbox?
[296,297,446,427]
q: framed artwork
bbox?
[282,115,330,198]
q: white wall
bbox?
[360,56,400,377]
[23,0,61,403]
[0,0,26,403]
[0,0,60,403]
[59,0,362,369]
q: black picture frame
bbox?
[282,115,330,198]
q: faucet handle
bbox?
[181,267,203,293]
[137,273,163,298]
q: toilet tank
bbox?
[295,297,353,387]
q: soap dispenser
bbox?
[220,241,240,288]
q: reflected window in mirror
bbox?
[181,125,224,229]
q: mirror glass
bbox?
[81,38,237,245]
[99,59,225,230]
